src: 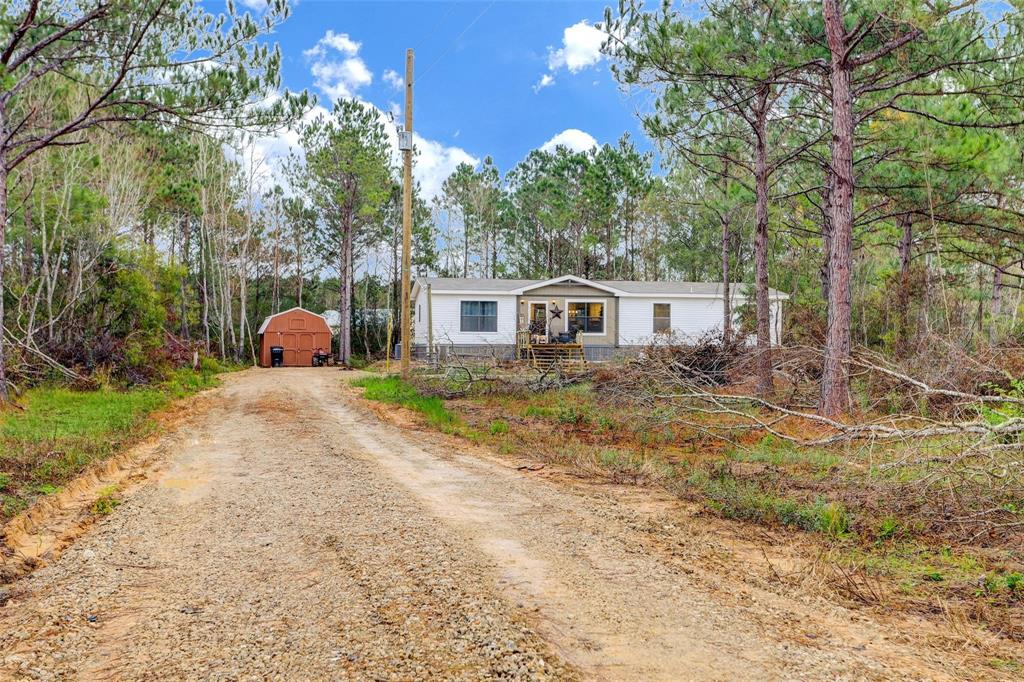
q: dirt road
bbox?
[0,369,1011,680]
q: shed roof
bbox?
[257,307,331,335]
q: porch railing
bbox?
[515,329,584,350]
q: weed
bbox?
[0,473,9,491]
[556,402,590,425]
[980,571,1024,596]
[875,517,900,543]
[730,435,838,474]
[488,420,509,435]
[689,465,852,538]
[523,405,554,418]
[1,495,27,517]
[988,659,1022,673]
[91,485,121,515]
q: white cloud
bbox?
[238,0,268,11]
[305,31,372,102]
[534,20,608,91]
[548,21,606,73]
[303,30,361,60]
[533,73,555,93]
[383,69,404,90]
[412,135,479,200]
[246,96,475,204]
[540,129,598,153]
[234,95,332,197]
[311,58,372,101]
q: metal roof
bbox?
[257,307,331,335]
[414,276,788,299]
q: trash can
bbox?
[270,346,284,368]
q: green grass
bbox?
[728,435,839,475]
[2,387,168,442]
[687,466,852,539]
[0,363,226,524]
[351,375,459,431]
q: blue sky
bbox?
[247,0,661,197]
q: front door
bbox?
[529,302,548,338]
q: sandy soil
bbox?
[0,368,1017,680]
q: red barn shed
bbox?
[257,307,333,367]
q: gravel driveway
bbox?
[0,369,1011,680]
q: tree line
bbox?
[2,0,1024,420]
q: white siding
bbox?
[618,297,783,345]
[428,293,517,346]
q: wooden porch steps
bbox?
[521,343,587,370]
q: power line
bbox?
[412,2,459,54]
[415,0,496,84]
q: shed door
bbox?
[282,333,297,365]
[297,333,314,366]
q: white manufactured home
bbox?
[410,275,788,361]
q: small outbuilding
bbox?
[257,307,333,367]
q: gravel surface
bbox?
[0,368,1015,680]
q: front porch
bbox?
[515,330,587,369]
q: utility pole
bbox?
[400,48,414,377]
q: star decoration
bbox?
[550,305,563,320]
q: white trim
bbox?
[414,278,790,301]
[425,288,530,296]
[527,300,550,336]
[424,287,789,301]
[565,297,608,336]
[651,301,672,334]
[513,275,626,296]
[458,298,501,335]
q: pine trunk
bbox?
[895,214,913,355]
[991,267,1002,343]
[180,216,190,339]
[753,95,773,398]
[339,213,354,366]
[820,0,855,417]
[722,212,732,345]
[0,151,8,401]
[21,180,32,283]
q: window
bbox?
[567,301,604,334]
[460,301,498,332]
[653,303,671,333]
[418,304,421,323]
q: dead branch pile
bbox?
[855,334,1024,417]
[596,331,746,398]
[594,339,1024,544]
[412,345,593,399]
